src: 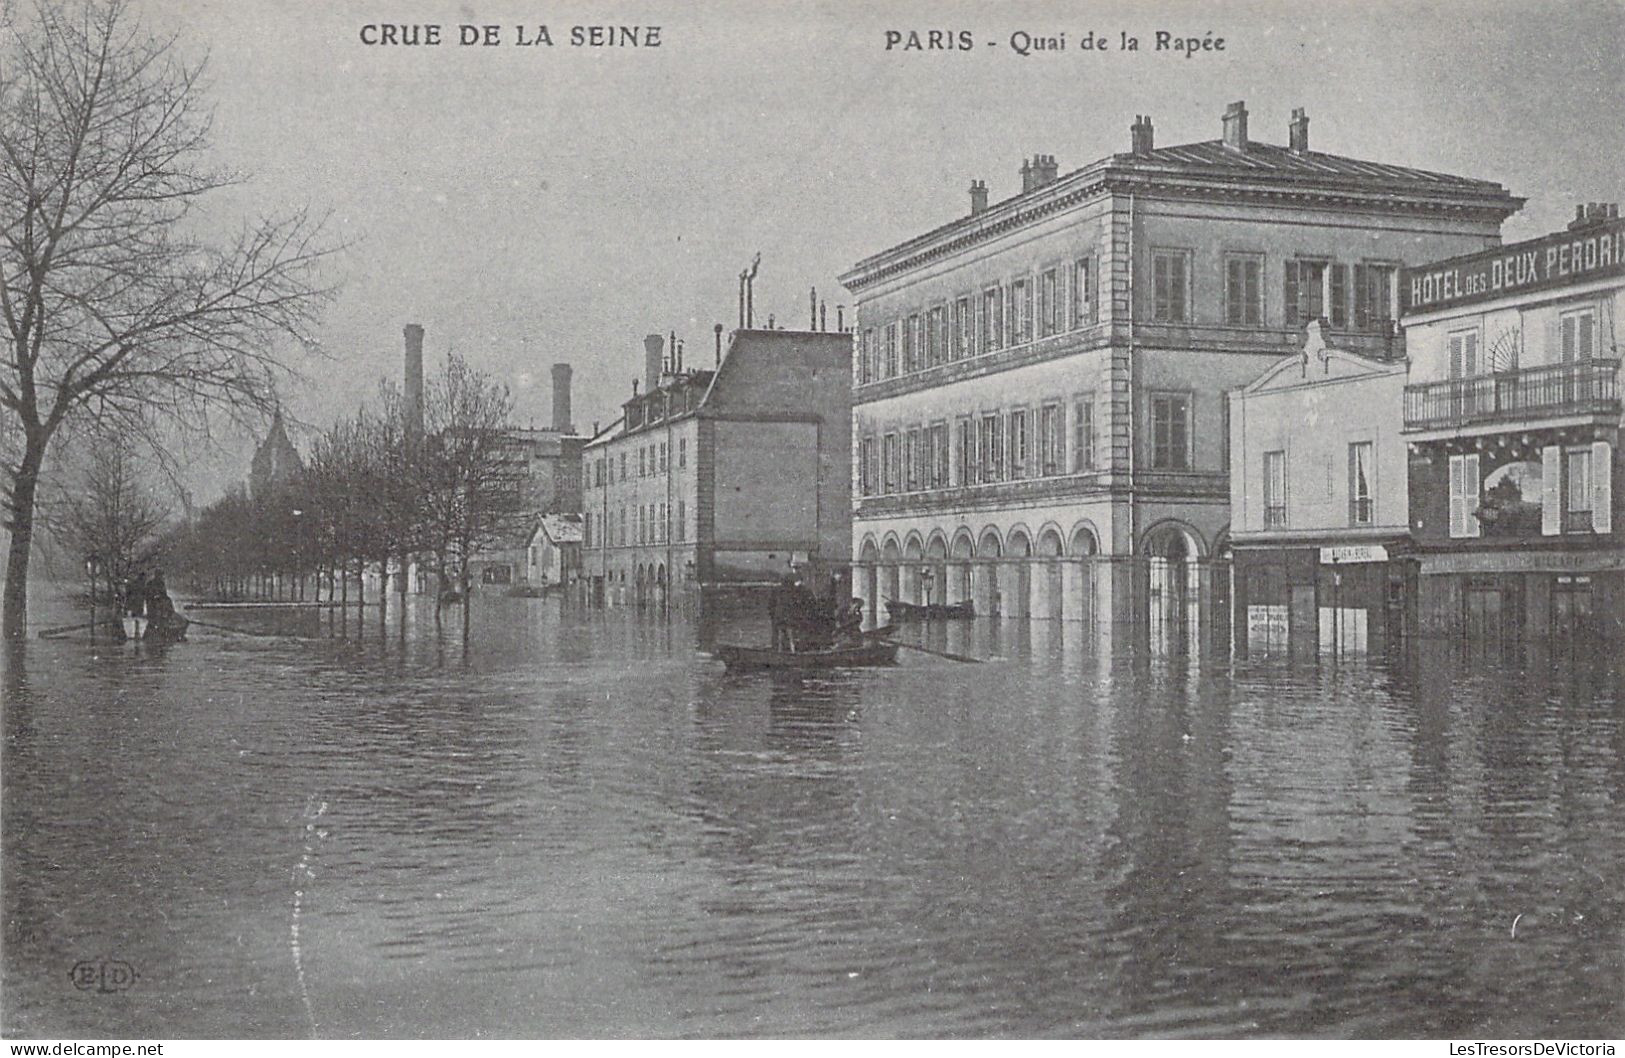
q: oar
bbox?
[36,618,117,639]
[892,640,983,664]
[183,616,285,638]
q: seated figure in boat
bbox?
[143,569,188,642]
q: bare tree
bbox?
[44,428,168,591]
[0,0,338,638]
[419,353,526,646]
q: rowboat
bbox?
[886,599,975,620]
[712,638,900,671]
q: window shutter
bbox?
[1284,261,1299,328]
[1354,264,1369,329]
[1593,441,1613,534]
[1545,314,1562,364]
[1463,454,1480,536]
[1542,445,1563,536]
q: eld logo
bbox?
[70,958,137,993]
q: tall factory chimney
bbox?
[403,323,425,437]
[643,333,664,393]
[550,363,573,434]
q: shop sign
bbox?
[1403,217,1625,313]
[1319,544,1389,565]
[1421,550,1625,575]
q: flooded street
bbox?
[4,593,1622,1039]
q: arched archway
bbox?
[880,534,902,614]
[1005,526,1033,620]
[925,531,949,606]
[1065,521,1102,625]
[858,536,881,621]
[976,527,1003,617]
[1034,525,1065,621]
[1142,520,1206,655]
[949,529,976,607]
[902,532,926,605]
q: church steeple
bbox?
[249,406,303,499]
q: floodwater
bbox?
[3,590,1622,1039]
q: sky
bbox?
[122,0,1624,500]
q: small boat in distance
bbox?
[885,599,975,621]
[712,638,900,672]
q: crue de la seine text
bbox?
[358,24,661,48]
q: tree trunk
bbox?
[2,437,47,640]
[460,557,471,649]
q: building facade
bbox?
[580,329,852,604]
[1401,206,1623,639]
[1229,322,1413,655]
[841,102,1520,641]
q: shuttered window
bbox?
[1225,256,1261,325]
[1153,252,1189,322]
[1449,453,1482,538]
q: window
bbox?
[1560,307,1597,362]
[618,507,625,546]
[1284,259,1326,328]
[640,447,648,478]
[676,500,686,542]
[1151,394,1191,470]
[1225,255,1262,326]
[927,306,945,366]
[930,423,949,489]
[1074,256,1095,327]
[1448,329,1481,377]
[978,413,1004,483]
[619,453,627,481]
[982,286,1003,351]
[1039,403,1062,476]
[1348,441,1374,525]
[953,297,971,359]
[1448,453,1481,539]
[1264,450,1287,527]
[1073,395,1095,471]
[1039,269,1059,337]
[1152,251,1190,322]
[1566,448,1593,532]
[858,437,875,496]
[1355,264,1395,331]
[637,505,645,545]
[903,429,919,491]
[583,512,592,548]
[679,438,686,468]
[858,328,874,384]
[956,418,976,486]
[659,502,668,543]
[1007,409,1029,479]
[882,433,900,494]
[1010,277,1033,344]
[885,323,899,377]
[1329,263,1349,327]
[903,315,919,373]
[660,442,668,473]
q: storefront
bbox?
[1233,539,1412,655]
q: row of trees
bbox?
[162,354,530,641]
[2,0,337,638]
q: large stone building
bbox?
[1228,322,1412,655]
[840,101,1520,645]
[1401,205,1622,638]
[580,328,852,604]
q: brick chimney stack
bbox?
[1222,100,1249,150]
[969,179,988,215]
[550,363,572,434]
[1130,115,1154,155]
[1035,154,1058,186]
[643,333,664,393]
[403,323,424,437]
[1020,157,1035,193]
[1289,108,1310,153]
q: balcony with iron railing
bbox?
[1403,359,1620,432]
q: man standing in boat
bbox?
[121,568,149,640]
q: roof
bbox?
[1112,139,1507,192]
[841,134,1522,291]
[534,514,583,544]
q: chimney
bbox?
[1040,152,1066,186]
[550,362,572,434]
[403,323,424,437]
[1570,202,1621,230]
[970,179,988,215]
[1130,115,1154,155]
[1020,157,1035,193]
[1289,108,1309,153]
[714,323,723,366]
[1222,100,1248,150]
[643,333,663,392]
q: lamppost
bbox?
[85,553,102,642]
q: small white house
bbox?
[526,514,583,588]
